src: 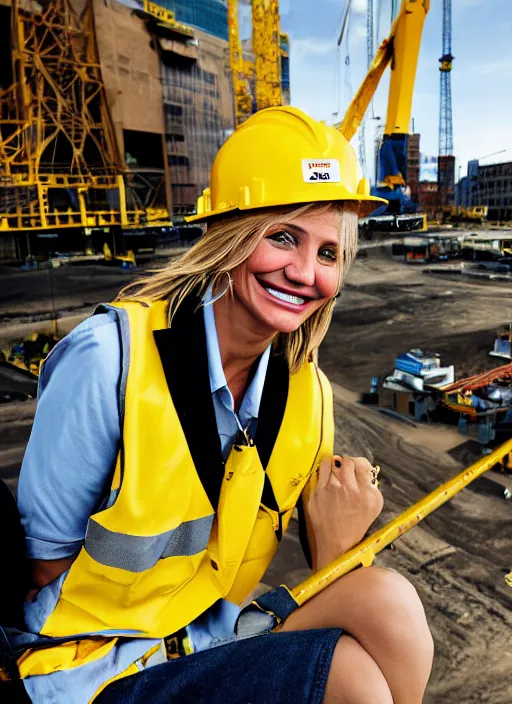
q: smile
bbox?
[265,286,306,305]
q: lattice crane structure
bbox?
[252,0,282,112]
[227,0,284,128]
[227,0,253,128]
[0,0,166,234]
[437,0,455,205]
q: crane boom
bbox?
[337,35,394,142]
[339,0,429,209]
[384,0,429,138]
[340,0,429,142]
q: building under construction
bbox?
[0,0,290,259]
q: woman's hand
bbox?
[305,455,384,572]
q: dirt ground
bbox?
[0,249,511,703]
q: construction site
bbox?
[1,0,511,703]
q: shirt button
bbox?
[211,560,219,571]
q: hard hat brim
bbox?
[185,194,388,223]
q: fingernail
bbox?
[334,459,342,469]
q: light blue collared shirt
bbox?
[203,291,271,455]
[17,296,271,703]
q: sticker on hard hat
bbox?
[302,159,341,183]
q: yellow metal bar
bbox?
[384,0,429,136]
[77,188,88,227]
[37,185,48,229]
[291,437,512,606]
[117,174,128,227]
[142,0,194,36]
[337,37,394,141]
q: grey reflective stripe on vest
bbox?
[85,514,215,573]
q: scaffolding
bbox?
[0,0,167,234]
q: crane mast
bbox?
[227,0,283,128]
[227,0,253,128]
[252,0,282,112]
[438,0,454,205]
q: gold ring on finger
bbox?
[370,465,380,486]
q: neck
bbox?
[213,293,274,390]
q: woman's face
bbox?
[231,210,342,336]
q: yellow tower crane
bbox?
[227,0,253,128]
[227,0,283,128]
[338,0,429,226]
[252,0,283,112]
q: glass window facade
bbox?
[160,0,228,40]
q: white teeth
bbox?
[265,286,305,305]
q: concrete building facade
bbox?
[457,160,512,221]
[159,28,235,220]
[407,133,420,206]
[94,0,235,223]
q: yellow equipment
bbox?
[339,0,429,147]
[227,0,285,128]
[227,0,254,128]
[103,243,137,267]
[252,0,283,112]
[289,436,512,607]
[338,0,429,214]
[186,107,386,222]
[0,0,169,234]
[142,0,194,36]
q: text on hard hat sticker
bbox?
[302,159,341,183]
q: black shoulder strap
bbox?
[254,352,289,540]
[153,296,225,512]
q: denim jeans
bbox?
[96,628,342,704]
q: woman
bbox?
[16,107,433,703]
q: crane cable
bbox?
[336,1,353,127]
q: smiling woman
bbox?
[11,107,434,704]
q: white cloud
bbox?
[325,0,366,11]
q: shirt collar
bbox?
[202,286,271,419]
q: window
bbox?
[203,70,217,86]
[169,155,190,166]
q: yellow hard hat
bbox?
[186,106,387,222]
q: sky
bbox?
[242,0,512,182]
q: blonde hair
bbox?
[117,202,359,373]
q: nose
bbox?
[284,250,316,288]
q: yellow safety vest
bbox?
[18,296,333,688]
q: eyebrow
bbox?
[275,222,307,235]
